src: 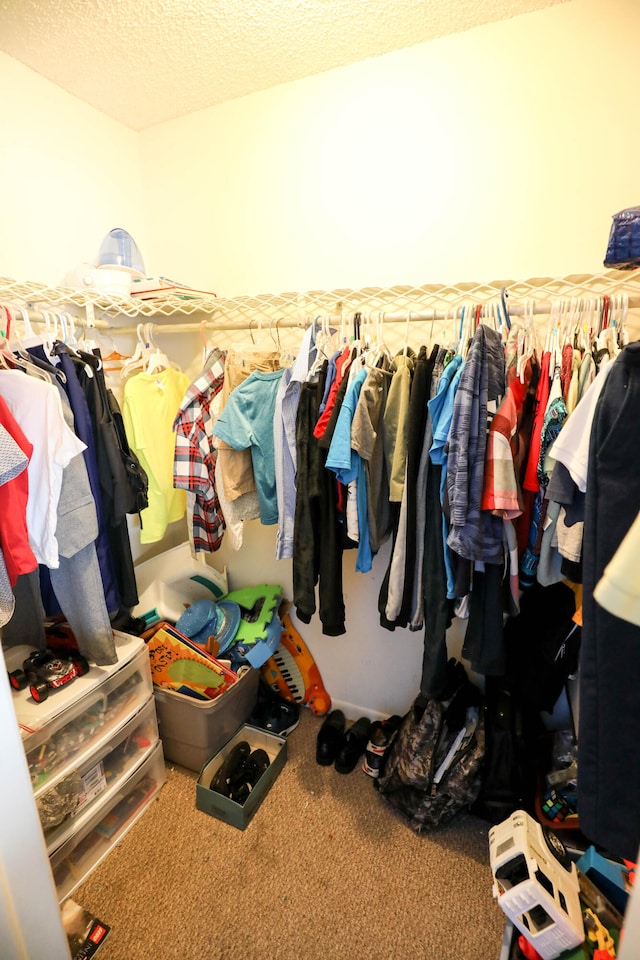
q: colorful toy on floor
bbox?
[261,613,331,716]
[489,809,584,960]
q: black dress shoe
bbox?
[229,748,271,804]
[209,740,251,796]
[335,717,372,774]
[316,709,346,766]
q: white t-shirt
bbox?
[549,358,612,493]
[0,371,86,567]
[595,509,640,627]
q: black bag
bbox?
[107,390,149,516]
[375,660,484,833]
[470,675,543,825]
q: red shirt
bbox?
[0,394,37,584]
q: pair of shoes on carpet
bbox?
[248,679,301,737]
[316,710,372,774]
[209,740,271,804]
[362,714,403,778]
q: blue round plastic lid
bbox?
[175,599,241,651]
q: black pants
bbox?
[579,344,640,861]
[420,462,454,698]
[292,374,345,636]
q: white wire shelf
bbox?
[2,269,640,332]
[0,277,220,319]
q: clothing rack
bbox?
[117,295,640,337]
[2,270,640,337]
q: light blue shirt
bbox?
[326,366,370,572]
[213,368,285,525]
[325,367,367,484]
[428,354,463,466]
[427,355,464,598]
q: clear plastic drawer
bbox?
[51,739,166,901]
[21,643,152,794]
[41,696,159,854]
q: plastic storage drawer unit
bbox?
[51,740,166,901]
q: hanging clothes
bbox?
[446,324,505,567]
[40,384,116,664]
[382,352,414,504]
[350,357,392,556]
[313,345,352,440]
[73,349,143,612]
[380,346,436,627]
[213,368,286,525]
[173,349,227,553]
[0,395,37,585]
[429,352,465,602]
[217,346,281,502]
[579,342,640,863]
[398,345,439,625]
[123,364,190,544]
[292,363,345,636]
[32,344,121,616]
[274,325,316,560]
[0,418,32,626]
[325,364,370,573]
[442,324,508,679]
[0,366,117,664]
[0,369,86,568]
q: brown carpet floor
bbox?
[74,708,506,960]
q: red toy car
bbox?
[8,648,90,703]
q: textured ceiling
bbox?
[0,0,568,131]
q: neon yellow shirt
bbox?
[123,366,190,543]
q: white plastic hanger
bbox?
[120,323,148,378]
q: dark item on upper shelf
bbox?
[603,205,640,269]
[8,647,90,703]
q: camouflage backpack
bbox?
[375,661,485,833]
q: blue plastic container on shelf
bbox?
[98,228,145,274]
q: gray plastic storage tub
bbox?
[153,669,259,772]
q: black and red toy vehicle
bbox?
[8,647,90,703]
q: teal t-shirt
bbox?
[213,368,285,525]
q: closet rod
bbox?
[370,297,640,324]
[115,318,308,335]
[3,305,110,331]
[115,294,640,337]
[6,290,639,340]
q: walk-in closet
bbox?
[2,1,640,958]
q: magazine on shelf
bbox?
[130,276,216,300]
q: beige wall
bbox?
[1,0,640,718]
[0,52,145,286]
[140,0,640,297]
